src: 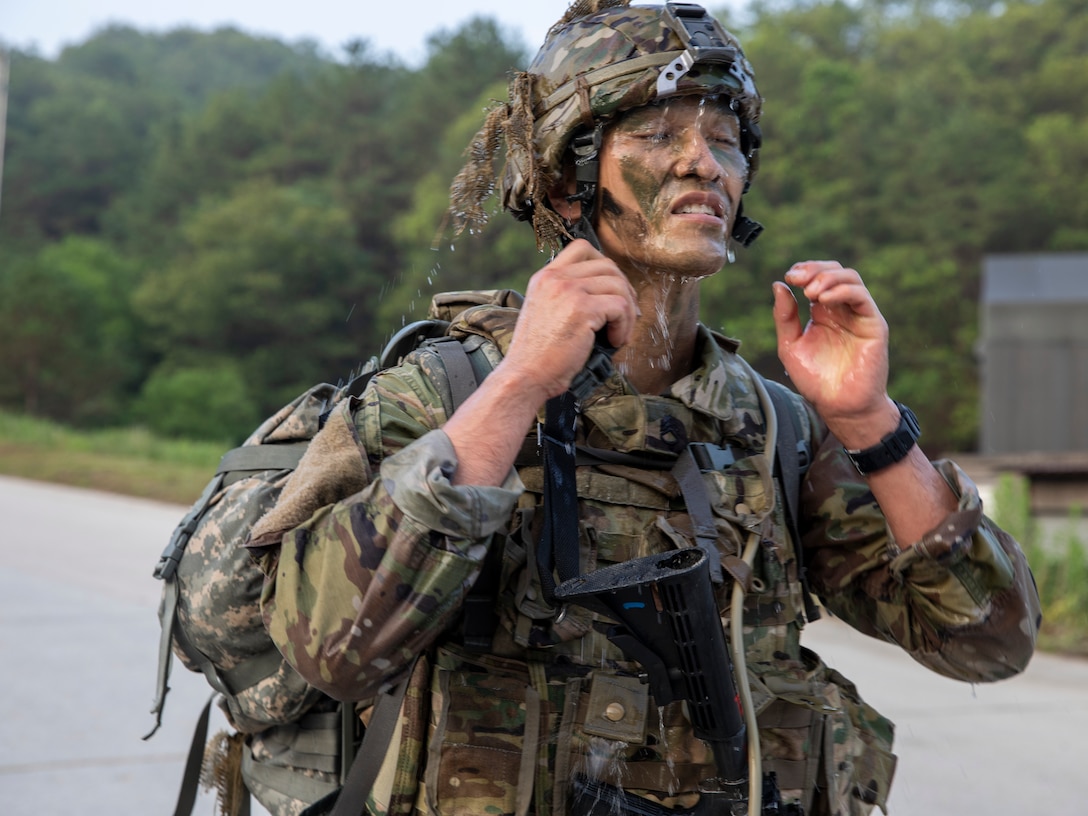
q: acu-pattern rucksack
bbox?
[145,291,511,816]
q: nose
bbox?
[674,129,724,182]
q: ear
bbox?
[545,163,580,221]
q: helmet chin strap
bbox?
[556,124,617,398]
[563,126,605,252]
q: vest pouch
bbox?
[752,648,897,816]
[242,711,342,816]
[422,647,549,816]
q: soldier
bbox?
[250,2,1041,814]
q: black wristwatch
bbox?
[844,402,921,475]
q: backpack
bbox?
[145,293,505,816]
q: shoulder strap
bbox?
[165,693,218,816]
[311,337,486,813]
[300,658,420,816]
[535,392,583,606]
[431,336,478,412]
[761,377,820,622]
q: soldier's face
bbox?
[595,96,747,280]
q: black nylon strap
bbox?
[301,660,418,816]
[763,379,820,622]
[216,442,310,475]
[537,392,582,604]
[170,693,216,816]
[670,447,725,585]
[431,337,478,416]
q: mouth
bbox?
[670,192,726,221]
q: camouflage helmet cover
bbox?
[446,1,763,250]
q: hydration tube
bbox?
[730,367,779,816]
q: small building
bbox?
[972,253,1088,522]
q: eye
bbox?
[632,126,672,144]
[709,131,740,148]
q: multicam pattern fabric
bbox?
[257,295,1040,816]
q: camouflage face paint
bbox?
[600,188,626,217]
[594,96,748,280]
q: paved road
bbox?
[1,473,1084,815]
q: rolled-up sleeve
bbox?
[802,436,1042,684]
[260,362,523,702]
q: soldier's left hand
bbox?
[771,261,890,425]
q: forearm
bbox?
[443,362,550,487]
[825,396,957,548]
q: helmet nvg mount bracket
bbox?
[657,2,747,96]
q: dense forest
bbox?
[0,0,1084,453]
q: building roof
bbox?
[983,253,1088,304]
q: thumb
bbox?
[772,282,803,345]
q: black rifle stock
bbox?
[554,548,785,816]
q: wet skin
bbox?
[595,95,749,284]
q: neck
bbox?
[612,274,702,395]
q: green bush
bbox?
[992,473,1088,655]
[134,361,259,443]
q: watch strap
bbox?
[844,402,921,475]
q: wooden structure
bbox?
[972,253,1088,519]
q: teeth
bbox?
[676,203,717,216]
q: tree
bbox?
[0,238,141,424]
[132,179,379,413]
[706,0,1087,452]
[2,2,1085,451]
[133,360,259,442]
[0,53,168,241]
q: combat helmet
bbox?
[447,0,764,252]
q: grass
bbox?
[991,473,1088,657]
[0,410,223,506]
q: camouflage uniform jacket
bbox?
[255,298,1040,816]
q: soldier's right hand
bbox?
[502,239,638,401]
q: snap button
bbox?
[604,702,626,722]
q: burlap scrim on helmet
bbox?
[550,0,632,36]
[444,72,570,252]
[444,0,762,252]
[445,1,641,252]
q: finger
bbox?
[522,269,638,351]
[554,237,608,264]
[771,281,803,345]
[806,281,882,320]
[783,260,844,288]
[598,293,639,349]
[786,265,863,301]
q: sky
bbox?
[3,2,752,64]
[1,1,608,64]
